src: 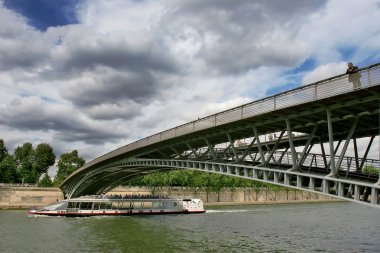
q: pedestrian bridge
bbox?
[61,63,380,208]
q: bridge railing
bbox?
[77,63,380,172]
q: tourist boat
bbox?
[28,194,205,217]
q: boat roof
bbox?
[68,195,186,202]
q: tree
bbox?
[0,139,8,163]
[38,173,53,187]
[55,150,85,185]
[14,143,36,184]
[34,143,56,176]
[362,165,379,175]
[0,154,18,183]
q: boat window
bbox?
[100,202,107,210]
[133,202,143,209]
[112,202,119,209]
[67,202,77,209]
[80,202,92,210]
[93,202,100,210]
[152,202,163,209]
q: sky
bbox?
[1,0,380,174]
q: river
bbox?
[0,202,379,253]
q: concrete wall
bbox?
[0,186,64,209]
[109,186,336,205]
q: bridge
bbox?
[61,63,380,208]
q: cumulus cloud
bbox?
[0,4,49,71]
[0,96,126,145]
[60,67,158,107]
[302,62,347,84]
[298,0,380,64]
[158,0,326,74]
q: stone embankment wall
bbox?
[0,186,64,209]
[109,186,337,206]
[0,186,336,209]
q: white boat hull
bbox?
[28,196,205,217]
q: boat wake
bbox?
[206,209,252,214]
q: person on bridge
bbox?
[346,62,361,89]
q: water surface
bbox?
[1,202,379,253]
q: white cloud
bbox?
[298,0,380,64]
[302,62,347,84]
[0,0,379,164]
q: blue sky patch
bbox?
[3,0,80,31]
[296,58,316,72]
[337,46,356,61]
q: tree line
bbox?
[128,169,281,193]
[0,139,85,187]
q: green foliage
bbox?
[14,143,35,161]
[0,139,87,186]
[127,170,272,192]
[12,142,56,184]
[14,143,36,183]
[34,143,56,175]
[38,173,54,187]
[55,150,85,186]
[0,154,18,183]
[0,139,8,163]
[362,165,379,175]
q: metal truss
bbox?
[114,159,380,207]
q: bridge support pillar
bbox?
[297,175,302,188]
[253,169,258,179]
[285,174,290,186]
[338,182,344,197]
[371,187,379,205]
[263,171,268,181]
[274,172,279,183]
[322,179,329,194]
[354,185,360,201]
[227,166,232,175]
[309,177,315,191]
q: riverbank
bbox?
[203,198,342,207]
[0,185,338,209]
[0,186,64,209]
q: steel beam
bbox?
[298,125,317,167]
[253,126,265,166]
[285,119,298,170]
[326,109,336,175]
[239,137,257,162]
[226,132,238,161]
[204,138,218,160]
[266,130,285,165]
[335,117,359,172]
[359,135,375,172]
